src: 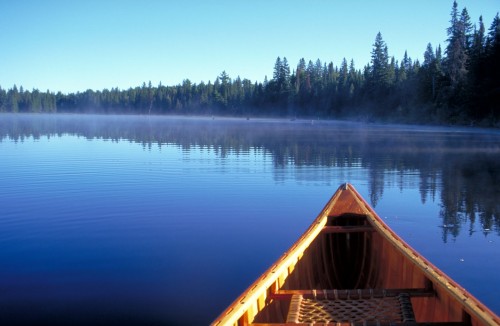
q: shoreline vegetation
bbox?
[1,2,499,127]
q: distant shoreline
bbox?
[2,111,499,133]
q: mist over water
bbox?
[1,113,499,325]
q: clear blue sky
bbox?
[0,0,498,93]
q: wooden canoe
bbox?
[212,183,500,326]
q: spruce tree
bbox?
[421,43,439,102]
[280,57,291,94]
[471,16,486,62]
[339,58,348,90]
[369,32,390,96]
[445,1,469,88]
[483,13,500,122]
[272,57,282,83]
[7,85,19,112]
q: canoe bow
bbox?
[212,183,500,326]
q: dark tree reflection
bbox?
[1,113,499,239]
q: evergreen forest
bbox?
[1,1,499,126]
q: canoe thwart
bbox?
[270,288,435,300]
[322,225,374,233]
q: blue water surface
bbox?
[0,114,499,325]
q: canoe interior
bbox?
[253,213,460,323]
[212,184,500,326]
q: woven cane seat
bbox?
[286,289,416,324]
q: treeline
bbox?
[0,1,499,126]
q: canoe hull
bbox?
[212,184,499,326]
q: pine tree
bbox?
[368,32,390,96]
[295,58,306,94]
[445,1,469,88]
[482,13,500,122]
[420,43,443,104]
[270,56,291,109]
[467,16,486,119]
[294,58,309,110]
[7,85,19,112]
[219,71,230,107]
[314,59,323,90]
[31,89,41,112]
[347,59,358,88]
[388,56,396,85]
[486,13,500,53]
[471,16,486,61]
[280,57,291,94]
[339,58,348,90]
[423,43,435,66]
[460,8,473,49]
[272,57,282,83]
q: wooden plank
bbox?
[322,225,374,233]
[269,288,434,300]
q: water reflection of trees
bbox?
[1,114,499,239]
[440,157,500,241]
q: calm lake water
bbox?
[1,113,499,325]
